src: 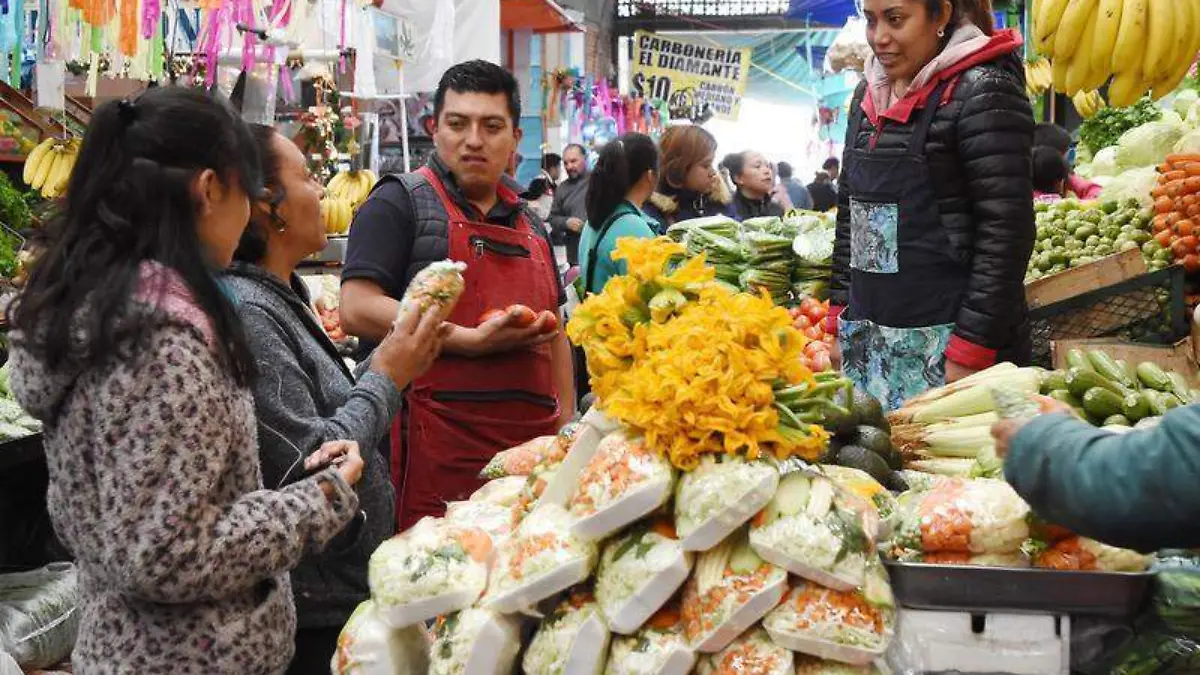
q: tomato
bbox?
[798,296,820,317]
[1185,254,1200,275]
[803,325,824,341]
[1177,219,1196,238]
[811,351,833,372]
[1155,196,1175,214]
[478,308,507,324]
[1153,214,1170,233]
[804,340,825,358]
[794,314,813,330]
[1156,229,1176,247]
[538,310,559,332]
[506,304,537,326]
[1172,235,1199,258]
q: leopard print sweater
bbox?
[8,263,359,674]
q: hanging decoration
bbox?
[542,69,665,154]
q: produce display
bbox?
[427,608,521,675]
[1028,198,1156,281]
[594,518,691,634]
[1034,0,1200,105]
[695,627,794,675]
[788,297,836,373]
[326,168,379,209]
[762,571,895,666]
[522,590,611,675]
[22,136,79,200]
[1149,153,1200,272]
[331,600,429,675]
[603,605,695,675]
[1078,97,1162,157]
[1038,347,1196,428]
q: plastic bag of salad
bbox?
[522,588,611,675]
[674,455,779,552]
[399,260,466,324]
[368,518,493,628]
[604,604,696,675]
[695,627,794,675]
[595,517,692,634]
[468,475,527,507]
[680,530,787,653]
[567,431,676,541]
[482,504,598,614]
[428,609,520,675]
[749,467,878,591]
[330,600,430,675]
[887,477,1030,557]
[762,563,895,666]
[444,499,515,546]
[481,436,566,479]
[794,654,889,674]
[820,465,899,540]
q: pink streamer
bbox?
[141,0,160,40]
[339,0,346,50]
[280,63,294,101]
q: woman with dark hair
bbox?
[1032,145,1070,201]
[578,133,662,295]
[224,126,446,673]
[6,87,363,673]
[722,150,786,220]
[828,0,1035,409]
[643,125,734,229]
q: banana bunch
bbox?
[1072,89,1106,117]
[23,137,80,199]
[321,197,354,235]
[326,169,377,209]
[1035,0,1200,105]
[1025,59,1053,97]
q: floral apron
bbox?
[837,80,970,410]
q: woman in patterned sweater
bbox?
[7,87,362,673]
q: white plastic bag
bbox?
[0,563,79,670]
[331,600,430,675]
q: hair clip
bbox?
[117,99,139,125]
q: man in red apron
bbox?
[340,61,576,530]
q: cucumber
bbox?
[1102,414,1131,427]
[1167,372,1194,404]
[1040,370,1069,395]
[1145,390,1171,417]
[1136,361,1173,392]
[1065,367,1121,399]
[1082,387,1125,420]
[729,539,765,574]
[1117,360,1140,390]
[1121,392,1151,422]
[1088,350,1134,388]
[1066,348,1094,373]
[1046,389,1087,417]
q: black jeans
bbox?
[286,626,341,675]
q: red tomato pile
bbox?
[789,297,836,373]
[1151,153,1200,273]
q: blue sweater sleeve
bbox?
[599,214,657,278]
[1005,406,1200,552]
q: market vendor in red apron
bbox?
[340,60,575,530]
[826,0,1036,410]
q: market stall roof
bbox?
[501,0,584,33]
[786,0,860,26]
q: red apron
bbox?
[392,166,561,531]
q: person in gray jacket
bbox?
[548,143,590,265]
[225,125,446,674]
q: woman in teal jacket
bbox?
[578,133,662,295]
[994,402,1200,552]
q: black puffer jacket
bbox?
[831,51,1035,362]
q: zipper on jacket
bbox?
[469,235,530,260]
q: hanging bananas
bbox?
[326,169,378,210]
[1071,89,1106,118]
[320,197,354,235]
[22,137,80,200]
[1035,0,1200,104]
[1025,59,1054,98]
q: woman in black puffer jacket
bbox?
[827,0,1035,410]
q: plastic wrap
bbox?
[604,605,696,675]
[695,627,794,674]
[750,471,878,591]
[428,609,521,675]
[482,504,598,614]
[522,589,611,675]
[886,478,1030,558]
[398,260,466,324]
[568,431,676,540]
[823,18,872,74]
[674,456,779,552]
[367,518,491,628]
[443,500,515,545]
[681,532,787,653]
[481,436,565,479]
[794,654,887,674]
[330,600,430,675]
[1032,537,1152,572]
[468,475,528,507]
[595,518,692,634]
[0,563,79,670]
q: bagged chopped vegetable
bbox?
[0,563,78,670]
[1153,552,1200,641]
[763,565,895,665]
[681,532,788,653]
[696,627,794,675]
[1033,537,1151,572]
[794,655,888,674]
[481,436,566,479]
[399,260,466,324]
[675,456,780,552]
[511,461,560,525]
[444,500,515,545]
[887,478,1030,557]
[749,471,878,591]
[567,430,676,540]
[595,518,692,634]
[428,609,520,675]
[368,518,492,628]
[819,465,899,540]
[331,600,430,675]
[523,589,611,675]
[482,504,598,614]
[604,604,696,675]
[468,475,527,507]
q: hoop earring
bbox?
[937,28,946,37]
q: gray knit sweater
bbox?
[225,263,400,629]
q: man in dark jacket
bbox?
[549,143,589,265]
[807,171,838,212]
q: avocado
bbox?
[883,448,903,471]
[836,445,890,483]
[852,388,887,429]
[830,387,860,436]
[820,437,845,464]
[884,471,910,493]
[773,473,812,518]
[853,425,893,457]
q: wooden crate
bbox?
[1051,337,1200,385]
[1026,248,1148,310]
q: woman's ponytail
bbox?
[585,133,660,229]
